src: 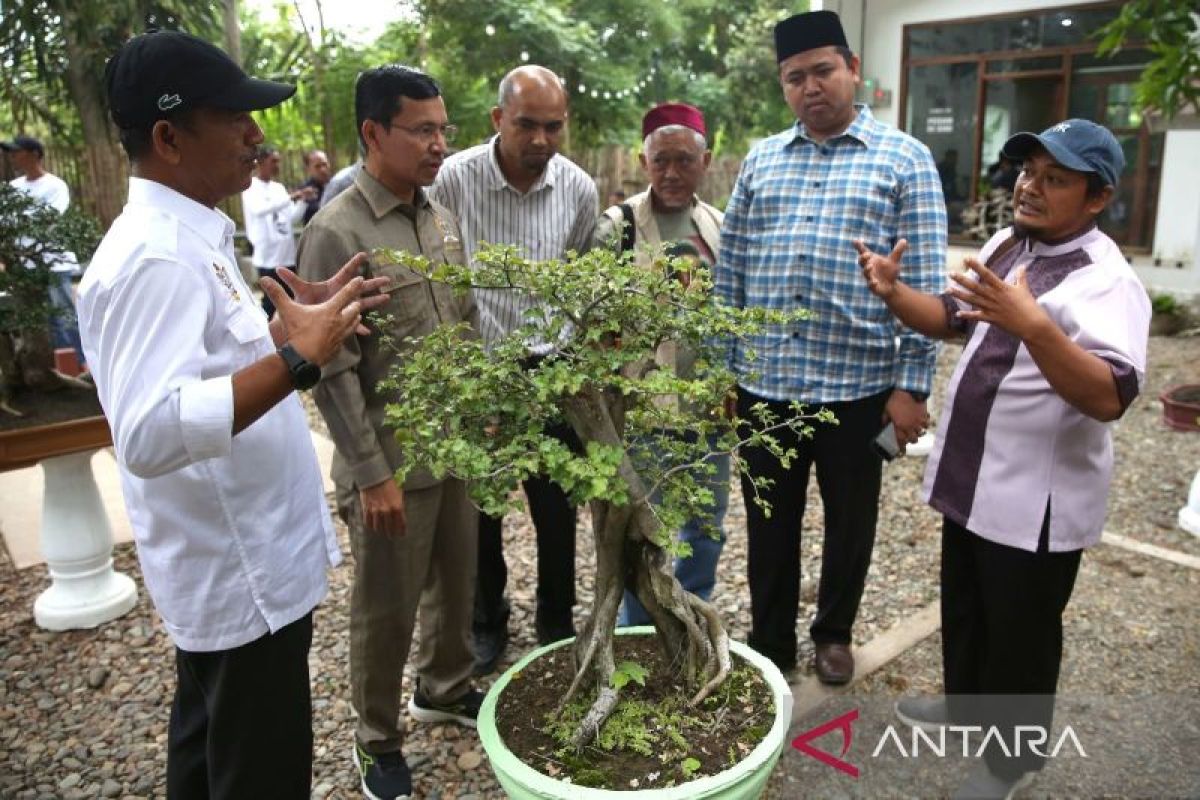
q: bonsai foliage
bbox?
[379,241,829,748]
[0,183,100,406]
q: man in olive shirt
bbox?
[297,65,479,800]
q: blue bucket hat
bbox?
[1002,119,1125,188]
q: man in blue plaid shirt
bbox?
[714,10,946,685]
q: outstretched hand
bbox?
[270,253,391,337]
[261,271,364,367]
[948,259,1049,341]
[855,238,908,299]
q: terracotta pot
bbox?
[0,415,112,473]
[1160,385,1200,432]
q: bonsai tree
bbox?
[379,242,827,749]
[0,182,101,414]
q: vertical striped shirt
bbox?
[430,136,599,349]
[714,105,946,403]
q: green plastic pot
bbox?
[477,626,794,799]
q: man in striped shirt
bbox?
[430,65,598,674]
[713,10,946,685]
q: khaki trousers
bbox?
[341,478,478,753]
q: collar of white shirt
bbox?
[127,176,234,251]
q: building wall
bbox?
[815,0,1200,293]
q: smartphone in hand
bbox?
[871,421,901,461]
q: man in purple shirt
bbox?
[857,119,1149,798]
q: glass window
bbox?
[907,3,1123,58]
[986,56,1062,74]
[905,62,980,234]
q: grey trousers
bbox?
[341,478,478,753]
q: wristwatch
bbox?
[278,343,321,391]
[904,390,929,403]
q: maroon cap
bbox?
[642,103,706,140]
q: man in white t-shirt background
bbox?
[241,146,316,317]
[2,134,84,367]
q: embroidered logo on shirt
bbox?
[157,93,183,111]
[212,263,241,303]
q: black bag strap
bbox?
[619,202,636,253]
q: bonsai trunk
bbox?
[1,314,84,415]
[557,384,732,749]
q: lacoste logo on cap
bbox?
[157,93,183,111]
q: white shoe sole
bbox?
[407,697,478,728]
[894,699,951,734]
[1004,770,1035,800]
[351,744,412,800]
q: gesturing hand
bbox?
[270,253,391,336]
[261,272,364,367]
[949,259,1049,342]
[854,238,908,299]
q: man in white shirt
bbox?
[241,146,315,316]
[81,30,387,798]
[430,65,598,674]
[2,135,83,363]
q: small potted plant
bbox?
[380,242,823,794]
[1148,292,1188,337]
[1160,384,1200,432]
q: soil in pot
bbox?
[0,385,102,432]
[494,634,774,791]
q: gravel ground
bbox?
[0,336,1195,799]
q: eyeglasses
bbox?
[392,123,458,144]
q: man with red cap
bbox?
[594,102,727,627]
[714,10,946,686]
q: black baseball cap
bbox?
[1002,119,1125,188]
[105,30,295,129]
[0,135,44,158]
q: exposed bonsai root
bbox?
[686,592,731,705]
[0,399,24,417]
[569,648,619,750]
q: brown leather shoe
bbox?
[814,643,854,685]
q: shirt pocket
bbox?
[845,176,900,245]
[225,302,270,347]
[376,263,434,341]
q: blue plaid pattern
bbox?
[715,106,946,403]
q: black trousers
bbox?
[167,612,314,800]
[941,515,1082,779]
[737,386,888,670]
[475,420,581,633]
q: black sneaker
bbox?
[352,742,411,800]
[471,599,510,676]
[407,682,484,728]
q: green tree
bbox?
[378,242,824,748]
[1096,0,1199,121]
[0,1,222,225]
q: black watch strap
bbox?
[904,390,929,403]
[278,343,321,391]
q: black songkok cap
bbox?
[105,30,295,129]
[774,10,850,63]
